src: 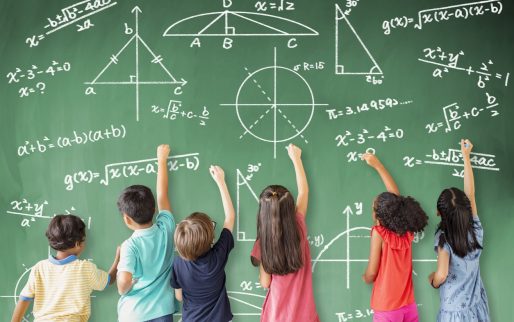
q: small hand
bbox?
[461,139,473,159]
[209,165,225,185]
[287,143,302,162]
[428,272,435,284]
[361,153,381,169]
[157,144,170,160]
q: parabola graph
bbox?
[222,47,327,158]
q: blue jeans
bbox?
[145,314,173,322]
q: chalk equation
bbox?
[150,101,210,126]
[326,98,413,120]
[382,0,502,35]
[6,61,71,98]
[292,61,325,72]
[64,153,200,191]
[17,124,126,157]
[403,148,499,177]
[426,93,499,134]
[26,0,117,47]
[418,47,510,88]
[346,148,376,163]
[6,199,89,229]
[336,307,374,322]
[335,127,404,148]
[254,0,295,12]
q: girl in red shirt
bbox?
[250,144,319,322]
[361,153,429,322]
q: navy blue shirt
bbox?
[171,228,234,322]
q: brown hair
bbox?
[256,185,303,275]
[174,212,214,261]
[46,214,86,251]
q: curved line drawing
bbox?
[163,10,318,36]
[311,226,371,272]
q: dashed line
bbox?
[244,67,272,102]
[239,105,274,139]
[277,108,308,144]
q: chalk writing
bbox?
[17,124,126,157]
[326,98,413,120]
[6,61,71,98]
[335,127,404,147]
[64,153,200,191]
[255,1,295,12]
[26,0,117,47]
[426,93,499,134]
[382,0,503,35]
[150,101,210,126]
[418,47,509,88]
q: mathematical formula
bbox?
[382,0,502,35]
[326,98,413,120]
[418,46,509,88]
[6,61,71,97]
[17,124,126,157]
[64,153,200,191]
[150,100,210,126]
[335,127,404,147]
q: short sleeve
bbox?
[170,261,181,289]
[434,230,451,255]
[118,241,137,274]
[212,228,235,264]
[19,265,37,301]
[156,210,176,234]
[87,262,110,291]
[250,239,261,266]
[473,217,484,245]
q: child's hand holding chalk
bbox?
[461,139,473,158]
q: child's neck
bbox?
[55,250,79,260]
[132,222,153,230]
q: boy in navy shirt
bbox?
[171,165,235,322]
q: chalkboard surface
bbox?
[1,0,513,321]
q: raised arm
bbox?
[287,144,309,216]
[362,153,400,195]
[210,165,235,231]
[461,139,477,217]
[156,144,171,212]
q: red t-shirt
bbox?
[370,225,416,311]
[251,213,320,322]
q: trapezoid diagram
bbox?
[335,4,383,77]
[84,6,186,122]
[163,10,318,37]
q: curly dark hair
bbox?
[374,192,428,235]
[46,214,86,251]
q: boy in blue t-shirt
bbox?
[171,165,235,322]
[116,144,177,322]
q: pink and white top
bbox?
[251,213,320,322]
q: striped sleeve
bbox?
[87,262,109,291]
[19,265,37,301]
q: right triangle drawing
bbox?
[335,4,383,76]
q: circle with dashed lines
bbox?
[235,65,315,143]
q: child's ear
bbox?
[123,213,132,225]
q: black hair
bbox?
[117,185,155,224]
[436,187,482,257]
[374,192,428,235]
[46,214,86,251]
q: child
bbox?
[11,214,119,322]
[361,153,428,322]
[171,165,235,322]
[250,144,320,322]
[116,144,177,322]
[429,139,490,322]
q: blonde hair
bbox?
[174,212,214,261]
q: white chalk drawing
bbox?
[84,6,186,121]
[335,4,383,84]
[221,48,327,158]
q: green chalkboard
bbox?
[1,0,513,321]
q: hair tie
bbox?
[271,191,277,197]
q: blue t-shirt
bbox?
[171,228,234,322]
[117,210,177,322]
[434,217,490,321]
